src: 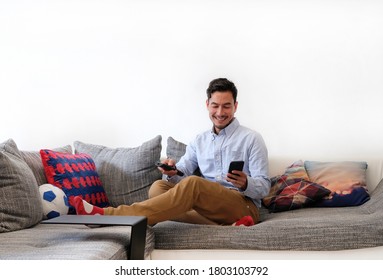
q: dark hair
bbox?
[206,78,238,103]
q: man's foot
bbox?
[72,196,104,215]
[233,216,254,226]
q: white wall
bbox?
[1,0,383,164]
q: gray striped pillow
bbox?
[74,136,162,207]
[0,139,43,232]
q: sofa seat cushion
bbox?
[0,223,154,260]
[153,178,383,251]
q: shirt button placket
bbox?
[214,136,223,181]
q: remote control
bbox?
[155,162,184,176]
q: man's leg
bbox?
[104,176,259,225]
[149,180,219,225]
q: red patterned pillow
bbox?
[263,177,331,212]
[40,149,109,213]
[263,160,309,208]
[262,161,331,212]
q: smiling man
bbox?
[207,86,238,134]
[73,78,271,227]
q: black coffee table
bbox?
[41,215,147,260]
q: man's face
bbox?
[206,91,238,134]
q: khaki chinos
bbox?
[104,175,259,226]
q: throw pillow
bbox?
[0,139,43,233]
[166,136,201,176]
[282,160,310,181]
[262,160,308,207]
[263,178,331,212]
[304,161,370,207]
[20,145,73,186]
[262,160,330,212]
[40,149,110,213]
[73,135,162,207]
[166,136,188,162]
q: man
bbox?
[73,78,270,226]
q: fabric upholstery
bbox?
[166,136,201,176]
[73,135,162,207]
[0,139,43,233]
[166,136,188,161]
[0,223,155,260]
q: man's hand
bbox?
[157,158,178,177]
[226,170,248,190]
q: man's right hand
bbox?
[157,159,178,177]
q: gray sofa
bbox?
[1,136,383,260]
[0,138,157,260]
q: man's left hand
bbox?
[226,170,248,190]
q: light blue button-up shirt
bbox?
[169,118,271,208]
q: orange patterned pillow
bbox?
[304,161,370,207]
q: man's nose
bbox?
[217,106,224,115]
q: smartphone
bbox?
[228,161,244,174]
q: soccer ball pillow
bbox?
[39,184,70,219]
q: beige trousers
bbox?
[104,175,259,226]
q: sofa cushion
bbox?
[166,136,201,176]
[20,145,72,186]
[73,135,162,207]
[40,149,110,213]
[263,178,331,213]
[167,136,188,161]
[305,161,370,207]
[262,160,330,212]
[0,139,43,233]
[0,223,155,260]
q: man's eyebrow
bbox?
[210,101,233,106]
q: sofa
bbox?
[1,135,383,260]
[0,138,156,260]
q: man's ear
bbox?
[206,99,209,108]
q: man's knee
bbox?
[177,175,211,192]
[148,179,174,198]
[148,179,166,198]
[179,175,201,185]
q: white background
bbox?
[1,0,383,162]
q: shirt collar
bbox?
[210,118,240,139]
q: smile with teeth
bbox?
[214,116,227,122]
